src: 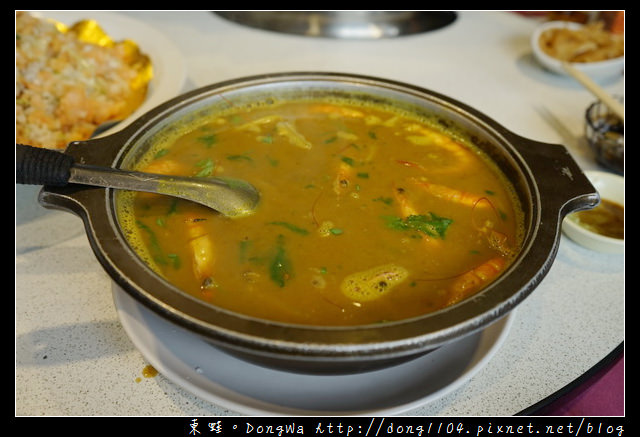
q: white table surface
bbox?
[15,10,624,417]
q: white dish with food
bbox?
[19,11,186,144]
[531,20,624,80]
[562,170,624,253]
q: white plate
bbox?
[30,11,187,136]
[531,20,624,80]
[113,284,515,416]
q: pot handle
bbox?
[16,144,75,186]
[505,132,599,216]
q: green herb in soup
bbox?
[118,98,524,326]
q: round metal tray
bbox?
[215,11,457,39]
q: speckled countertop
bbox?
[16,10,624,416]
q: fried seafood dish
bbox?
[15,11,151,149]
[538,21,624,63]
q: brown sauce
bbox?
[570,198,624,239]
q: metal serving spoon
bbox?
[16,144,260,218]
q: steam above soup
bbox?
[117,97,524,326]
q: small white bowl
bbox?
[562,170,624,253]
[531,20,624,80]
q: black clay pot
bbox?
[33,72,598,374]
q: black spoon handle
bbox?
[16,144,75,186]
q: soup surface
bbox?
[118,97,524,326]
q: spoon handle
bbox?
[16,144,74,186]
[16,144,260,217]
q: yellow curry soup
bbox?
[118,98,525,326]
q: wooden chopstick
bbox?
[562,61,624,122]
